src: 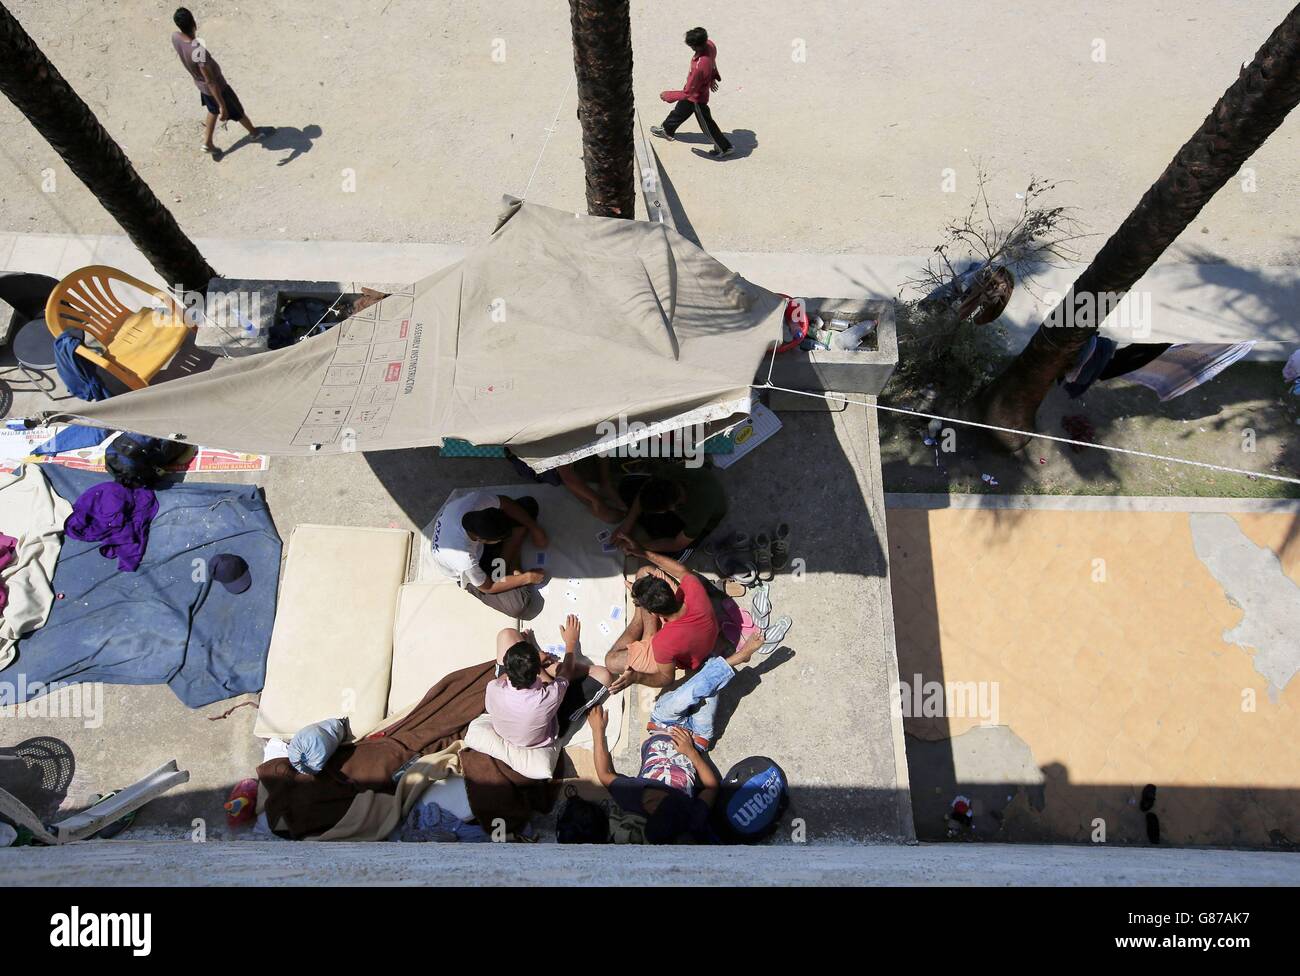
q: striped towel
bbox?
[1123,341,1254,401]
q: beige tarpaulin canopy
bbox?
[39,198,786,470]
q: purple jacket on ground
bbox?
[65,482,159,572]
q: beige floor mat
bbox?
[254,524,411,739]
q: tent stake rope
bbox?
[753,341,1300,487]
[521,75,573,200]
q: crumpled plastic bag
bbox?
[288,717,349,775]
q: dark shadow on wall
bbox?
[10,772,1298,850]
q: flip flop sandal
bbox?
[750,581,772,630]
[771,523,791,571]
[716,551,757,587]
[722,579,747,598]
[1139,783,1157,812]
[758,614,792,654]
[753,533,774,581]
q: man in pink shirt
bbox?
[170,7,272,159]
[651,26,733,160]
[486,614,612,748]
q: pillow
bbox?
[288,717,349,775]
[464,713,561,781]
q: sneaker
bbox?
[253,126,277,141]
[649,126,673,140]
[693,146,734,160]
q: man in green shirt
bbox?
[615,463,727,554]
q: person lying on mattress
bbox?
[586,630,762,844]
[429,490,548,619]
[487,614,613,748]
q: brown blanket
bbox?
[258,662,556,838]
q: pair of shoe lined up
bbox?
[708,524,790,585]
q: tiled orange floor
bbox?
[888,506,1300,847]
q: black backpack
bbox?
[105,433,189,489]
[714,756,788,844]
[555,786,609,844]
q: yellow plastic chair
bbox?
[44,265,193,390]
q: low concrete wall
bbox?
[7,840,1297,887]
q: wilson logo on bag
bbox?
[718,756,788,843]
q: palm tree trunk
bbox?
[982,3,1300,448]
[0,3,216,294]
[569,0,636,219]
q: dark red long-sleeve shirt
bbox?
[662,40,721,105]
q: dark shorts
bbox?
[200,85,245,122]
[556,676,605,738]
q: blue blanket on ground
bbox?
[11,466,281,707]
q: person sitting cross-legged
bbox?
[614,462,727,556]
[429,490,548,619]
[486,615,612,749]
[603,541,720,692]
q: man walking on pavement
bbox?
[651,27,733,160]
[170,6,272,159]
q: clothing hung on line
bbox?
[1062,338,1248,401]
[1118,341,1255,401]
[64,482,158,572]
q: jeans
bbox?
[650,655,735,745]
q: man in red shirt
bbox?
[605,538,723,692]
[651,27,733,160]
[604,535,769,754]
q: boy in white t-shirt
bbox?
[429,491,547,617]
